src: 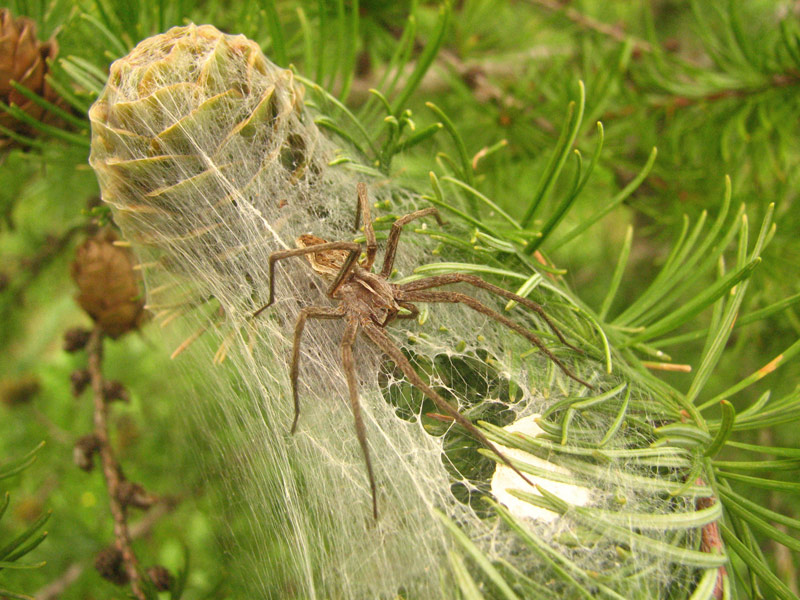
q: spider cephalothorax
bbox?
[256,182,594,518]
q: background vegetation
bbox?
[0,0,798,598]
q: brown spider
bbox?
[255,182,593,519]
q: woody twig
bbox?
[67,230,171,595]
[86,326,146,598]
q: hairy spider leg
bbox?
[253,241,362,318]
[341,317,379,519]
[380,207,443,278]
[354,182,378,270]
[289,306,347,433]
[360,320,538,492]
[397,273,594,390]
[397,289,594,390]
[401,274,582,352]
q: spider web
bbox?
[89,24,710,600]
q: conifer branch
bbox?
[522,0,653,53]
[86,326,146,599]
[34,498,178,600]
[605,71,800,121]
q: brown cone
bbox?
[73,434,101,472]
[94,546,129,585]
[71,230,145,338]
[0,9,63,144]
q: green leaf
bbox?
[479,448,712,498]
[359,14,417,123]
[315,116,368,157]
[260,0,287,66]
[413,262,526,281]
[315,0,327,81]
[0,443,44,481]
[44,71,92,114]
[296,74,379,158]
[716,471,800,493]
[448,551,485,600]
[0,510,51,561]
[654,291,800,349]
[719,488,800,533]
[720,523,797,600]
[625,258,760,345]
[338,0,359,102]
[713,458,800,472]
[427,103,475,192]
[698,336,800,410]
[0,560,46,569]
[488,499,627,600]
[689,569,724,600]
[510,488,722,530]
[724,441,800,458]
[3,528,48,562]
[435,510,520,600]
[722,494,800,552]
[0,101,90,147]
[80,12,129,57]
[520,84,584,231]
[396,122,443,154]
[553,146,657,249]
[61,56,108,94]
[391,2,451,115]
[0,123,45,149]
[8,81,89,130]
[529,115,602,256]
[440,176,520,229]
[598,223,632,320]
[599,387,631,447]
[534,487,727,568]
[703,400,735,457]
[654,423,712,444]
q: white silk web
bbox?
[89,24,713,599]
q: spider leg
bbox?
[380,208,443,278]
[399,273,584,355]
[398,289,594,389]
[289,306,347,434]
[354,182,379,271]
[253,241,361,317]
[341,317,379,520]
[360,321,538,493]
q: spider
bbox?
[255,182,593,519]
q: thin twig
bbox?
[603,71,800,122]
[35,563,85,600]
[347,45,562,107]
[759,428,799,595]
[523,0,653,53]
[34,498,179,600]
[86,326,146,600]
